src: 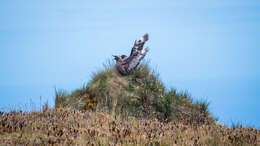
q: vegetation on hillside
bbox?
[0,108,259,145]
[55,61,214,125]
[0,61,259,145]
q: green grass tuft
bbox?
[54,61,215,125]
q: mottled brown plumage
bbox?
[113,34,149,75]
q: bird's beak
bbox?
[112,55,118,60]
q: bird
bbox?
[113,34,149,75]
[113,55,128,75]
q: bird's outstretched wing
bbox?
[126,47,148,72]
[124,34,149,72]
[130,33,149,57]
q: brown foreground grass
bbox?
[0,108,259,146]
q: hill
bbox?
[55,63,214,125]
[0,62,259,145]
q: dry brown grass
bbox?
[0,108,259,145]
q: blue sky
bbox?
[0,0,260,127]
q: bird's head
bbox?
[113,55,120,61]
[121,55,128,59]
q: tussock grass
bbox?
[54,61,215,125]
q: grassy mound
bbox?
[1,62,259,145]
[55,62,215,125]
